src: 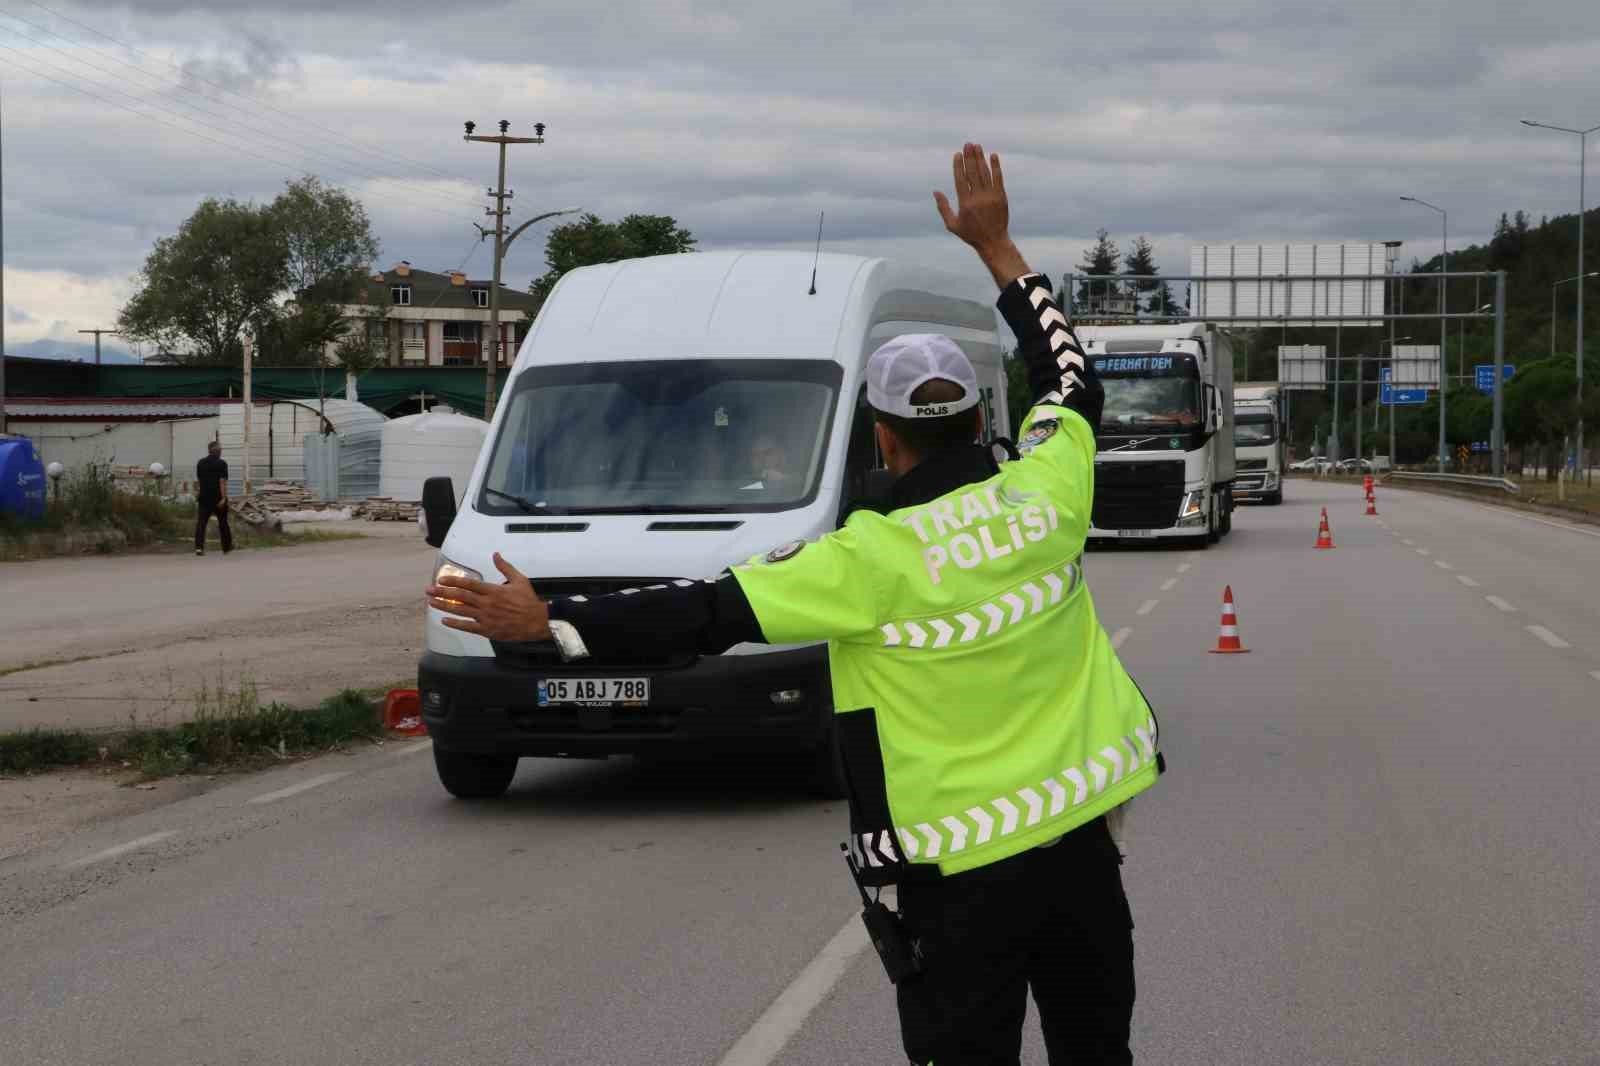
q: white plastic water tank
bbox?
[377,411,488,503]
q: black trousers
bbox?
[895,817,1135,1066]
[194,500,234,552]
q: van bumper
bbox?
[417,646,832,758]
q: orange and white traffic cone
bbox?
[1365,491,1379,516]
[1315,507,1336,549]
[1363,474,1374,496]
[1209,585,1250,654]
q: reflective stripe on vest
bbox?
[886,714,1158,862]
[879,560,1084,648]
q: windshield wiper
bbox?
[484,487,543,514]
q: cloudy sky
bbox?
[1,0,1596,361]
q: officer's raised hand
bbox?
[934,142,1030,289]
[427,552,552,641]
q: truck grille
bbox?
[1237,458,1268,471]
[1092,461,1186,530]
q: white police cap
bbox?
[865,334,980,419]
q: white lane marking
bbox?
[1469,500,1600,540]
[1159,577,1179,592]
[1176,563,1192,573]
[1111,627,1133,649]
[1526,625,1571,649]
[1485,595,1517,613]
[248,772,348,805]
[1401,538,1415,546]
[1456,575,1481,588]
[1433,560,1454,570]
[1590,671,1600,682]
[65,831,176,870]
[391,738,434,757]
[1414,548,1431,556]
[716,912,869,1066]
[1136,599,1159,616]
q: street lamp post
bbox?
[1552,272,1600,359]
[1379,335,1412,466]
[1401,196,1448,471]
[1523,119,1599,484]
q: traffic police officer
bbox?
[428,143,1162,1065]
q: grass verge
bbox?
[0,682,390,780]
[0,462,364,561]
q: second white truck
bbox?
[1233,383,1285,504]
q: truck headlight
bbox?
[1263,472,1278,488]
[1179,491,1203,519]
[431,556,482,607]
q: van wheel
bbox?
[433,748,518,799]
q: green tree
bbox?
[264,177,381,364]
[530,213,697,302]
[119,177,380,367]
[119,198,284,366]
[1076,229,1119,306]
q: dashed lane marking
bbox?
[1415,548,1431,556]
[1176,563,1192,574]
[1160,577,1179,591]
[1111,627,1133,649]
[1402,539,1415,546]
[1485,595,1517,613]
[1526,625,1571,649]
[65,831,176,870]
[716,911,869,1066]
[1590,671,1600,683]
[1136,599,1159,616]
[248,772,348,805]
[1433,560,1454,570]
[1456,575,1481,588]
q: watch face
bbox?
[765,540,806,564]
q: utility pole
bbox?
[77,328,122,366]
[463,119,545,421]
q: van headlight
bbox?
[431,556,482,607]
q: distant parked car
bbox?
[1336,458,1373,473]
[1289,457,1325,471]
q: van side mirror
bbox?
[421,477,457,548]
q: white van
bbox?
[417,251,1007,798]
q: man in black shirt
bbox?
[194,440,233,556]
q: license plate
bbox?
[537,677,650,707]
[1118,528,1156,538]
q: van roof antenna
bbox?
[808,211,824,296]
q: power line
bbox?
[0,43,478,226]
[0,17,482,216]
[20,0,463,184]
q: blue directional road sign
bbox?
[1475,364,1514,393]
[1380,367,1427,406]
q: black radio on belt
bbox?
[841,843,925,984]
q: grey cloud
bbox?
[178,31,301,96]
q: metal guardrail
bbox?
[1387,471,1520,494]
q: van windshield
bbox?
[480,359,842,515]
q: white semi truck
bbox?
[1071,322,1237,545]
[1233,383,1285,504]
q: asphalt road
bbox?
[0,529,433,731]
[1,480,1595,1065]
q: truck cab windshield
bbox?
[1093,353,1202,432]
[479,359,841,515]
[1234,412,1277,445]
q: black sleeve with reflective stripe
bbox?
[996,272,1103,430]
[543,573,764,660]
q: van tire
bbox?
[433,748,518,799]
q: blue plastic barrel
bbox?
[0,438,49,521]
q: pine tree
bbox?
[1077,229,1120,309]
